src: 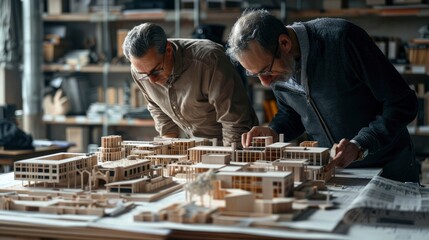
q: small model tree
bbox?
[184,169,216,206]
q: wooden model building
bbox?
[299,141,319,147]
[251,136,273,147]
[123,138,204,158]
[0,190,132,216]
[235,148,265,163]
[170,136,333,182]
[123,141,169,156]
[170,153,248,182]
[214,171,294,200]
[122,140,154,156]
[293,180,327,199]
[105,175,174,194]
[145,155,188,169]
[169,139,197,155]
[134,201,216,224]
[153,136,214,147]
[272,159,308,182]
[8,134,338,224]
[12,135,185,194]
[14,153,97,188]
[130,149,155,159]
[92,157,152,188]
[188,145,236,163]
[166,160,194,179]
[264,142,291,161]
[284,146,330,166]
[211,194,299,226]
[98,135,123,162]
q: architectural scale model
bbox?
[98,135,123,162]
[0,190,132,216]
[3,134,334,227]
[14,152,98,188]
[132,135,333,226]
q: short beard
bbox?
[271,55,297,84]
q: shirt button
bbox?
[172,106,176,109]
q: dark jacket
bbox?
[269,18,419,182]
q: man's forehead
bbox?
[246,41,271,56]
[238,41,270,61]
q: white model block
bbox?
[201,153,231,164]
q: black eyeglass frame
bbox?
[245,42,279,78]
[135,52,166,82]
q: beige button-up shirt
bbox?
[131,39,258,146]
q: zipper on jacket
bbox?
[274,84,335,146]
[308,96,335,146]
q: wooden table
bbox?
[0,145,71,172]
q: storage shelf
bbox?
[42,9,287,23]
[43,64,130,73]
[289,8,379,18]
[43,115,155,127]
[43,10,194,22]
[288,5,429,18]
[43,11,165,22]
[44,6,429,24]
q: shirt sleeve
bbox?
[207,49,259,146]
[130,69,180,137]
[344,24,418,153]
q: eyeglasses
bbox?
[135,53,166,82]
[245,42,280,78]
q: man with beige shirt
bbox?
[123,23,258,146]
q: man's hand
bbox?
[241,126,278,148]
[324,138,360,172]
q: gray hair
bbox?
[226,9,288,62]
[122,23,167,60]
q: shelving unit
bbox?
[40,1,429,147]
[43,64,130,73]
[288,4,429,18]
[41,5,182,147]
[43,10,186,22]
[43,115,155,127]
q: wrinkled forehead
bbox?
[236,41,271,62]
[129,48,162,72]
[236,41,272,72]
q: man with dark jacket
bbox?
[226,9,419,182]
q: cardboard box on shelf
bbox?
[66,126,89,153]
[43,26,68,62]
[43,43,65,63]
[48,0,69,14]
[117,29,129,58]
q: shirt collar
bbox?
[289,22,309,86]
[168,40,183,82]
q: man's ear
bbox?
[166,41,173,54]
[278,34,292,54]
